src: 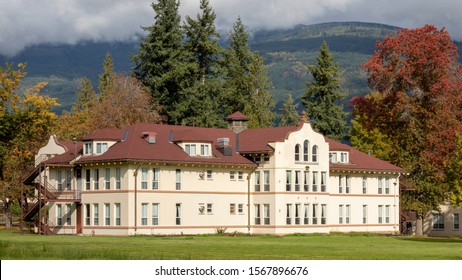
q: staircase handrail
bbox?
[35,154,49,167]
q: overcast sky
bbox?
[1,0,461,57]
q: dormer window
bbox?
[330,152,337,163]
[84,142,92,155]
[340,152,349,163]
[200,144,210,156]
[96,143,108,154]
[185,144,197,156]
[184,143,211,157]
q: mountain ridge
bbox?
[1,21,460,114]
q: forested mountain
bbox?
[1,22,460,114]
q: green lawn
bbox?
[1,229,461,260]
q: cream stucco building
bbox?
[23,112,406,235]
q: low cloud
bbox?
[1,0,460,57]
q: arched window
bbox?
[312,145,318,162]
[303,140,309,161]
[295,144,301,161]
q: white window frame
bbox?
[295,203,301,225]
[432,213,444,230]
[263,171,270,191]
[93,203,99,226]
[378,205,383,224]
[152,168,159,190]
[57,204,63,226]
[363,205,368,224]
[66,203,72,225]
[104,203,110,226]
[346,205,351,224]
[176,169,181,190]
[295,144,301,162]
[93,169,99,190]
[115,167,121,190]
[362,176,367,194]
[263,204,270,225]
[176,203,181,225]
[341,152,348,163]
[57,170,63,191]
[286,204,292,225]
[254,204,261,225]
[141,167,148,189]
[304,203,310,224]
[230,171,236,181]
[84,142,92,155]
[152,203,159,225]
[141,203,148,226]
[254,171,261,191]
[312,171,318,192]
[115,203,121,226]
[286,170,292,191]
[105,168,111,190]
[238,203,244,214]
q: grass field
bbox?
[1,228,461,260]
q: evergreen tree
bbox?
[72,77,97,113]
[180,81,226,128]
[223,17,254,115]
[98,52,115,100]
[181,0,225,127]
[132,0,191,124]
[279,93,299,126]
[243,54,275,128]
[184,0,222,83]
[301,41,348,141]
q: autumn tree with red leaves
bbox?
[350,25,462,233]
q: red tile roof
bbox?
[325,138,404,173]
[76,123,256,167]
[44,142,83,165]
[226,111,249,121]
[42,122,403,173]
[82,128,125,141]
[238,126,299,153]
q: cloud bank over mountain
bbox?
[1,0,461,57]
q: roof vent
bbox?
[217,137,230,146]
[142,132,156,144]
[216,137,232,156]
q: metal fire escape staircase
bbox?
[22,156,80,235]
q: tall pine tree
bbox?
[132,0,191,124]
[222,17,254,115]
[184,0,222,83]
[243,54,275,128]
[302,41,348,141]
[224,17,275,127]
[181,0,226,127]
[98,52,115,101]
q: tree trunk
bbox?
[415,217,423,236]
